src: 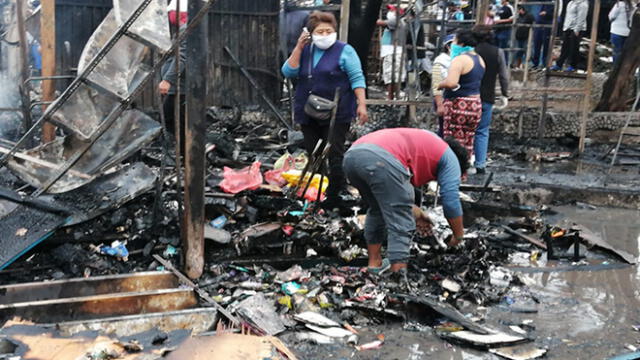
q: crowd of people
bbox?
[275,0,635,276]
[157,2,636,277]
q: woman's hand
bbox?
[357,104,369,125]
[436,104,445,116]
[296,29,310,50]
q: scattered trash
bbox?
[204,225,232,244]
[281,282,302,296]
[235,293,286,336]
[441,278,461,293]
[355,335,385,351]
[210,215,228,229]
[163,245,177,257]
[219,161,264,194]
[15,228,27,237]
[489,344,548,360]
[293,312,340,328]
[296,331,334,344]
[98,241,129,261]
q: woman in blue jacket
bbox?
[282,11,368,208]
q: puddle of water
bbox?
[498,205,640,359]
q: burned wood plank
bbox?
[50,308,218,337]
[0,288,197,323]
[183,0,209,280]
[0,271,179,305]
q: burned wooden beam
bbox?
[0,288,197,323]
[0,271,179,305]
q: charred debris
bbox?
[0,0,638,359]
[1,105,636,359]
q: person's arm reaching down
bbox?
[436,149,465,245]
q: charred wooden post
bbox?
[537,0,561,138]
[578,0,600,153]
[339,0,351,42]
[41,0,57,142]
[183,0,208,279]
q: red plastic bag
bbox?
[264,169,288,187]
[298,186,325,202]
[219,161,263,194]
[264,154,294,187]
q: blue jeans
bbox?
[495,30,511,64]
[343,145,415,264]
[611,34,627,65]
[512,39,527,64]
[473,102,494,169]
[532,27,551,67]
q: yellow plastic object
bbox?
[278,295,293,309]
[282,170,329,192]
[274,152,309,170]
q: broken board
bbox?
[0,162,156,270]
[393,294,490,334]
[441,330,527,348]
[489,344,547,359]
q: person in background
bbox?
[406,9,430,75]
[159,2,187,142]
[377,5,407,99]
[343,128,469,274]
[279,9,310,59]
[437,28,485,160]
[282,11,368,209]
[494,0,514,62]
[550,0,588,72]
[531,2,555,69]
[609,0,633,64]
[447,1,465,21]
[513,6,535,68]
[473,25,509,175]
[484,5,496,25]
[432,34,455,137]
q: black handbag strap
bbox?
[307,44,314,80]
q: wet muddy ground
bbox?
[286,205,640,359]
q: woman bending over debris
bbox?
[343,128,469,273]
[282,11,369,209]
[437,28,485,161]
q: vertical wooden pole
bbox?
[339,0,351,42]
[476,0,489,25]
[523,26,533,83]
[183,0,208,279]
[41,0,57,142]
[538,0,560,139]
[578,0,600,153]
[16,0,32,132]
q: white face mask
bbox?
[312,32,337,50]
[387,11,397,21]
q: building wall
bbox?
[51,0,281,108]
